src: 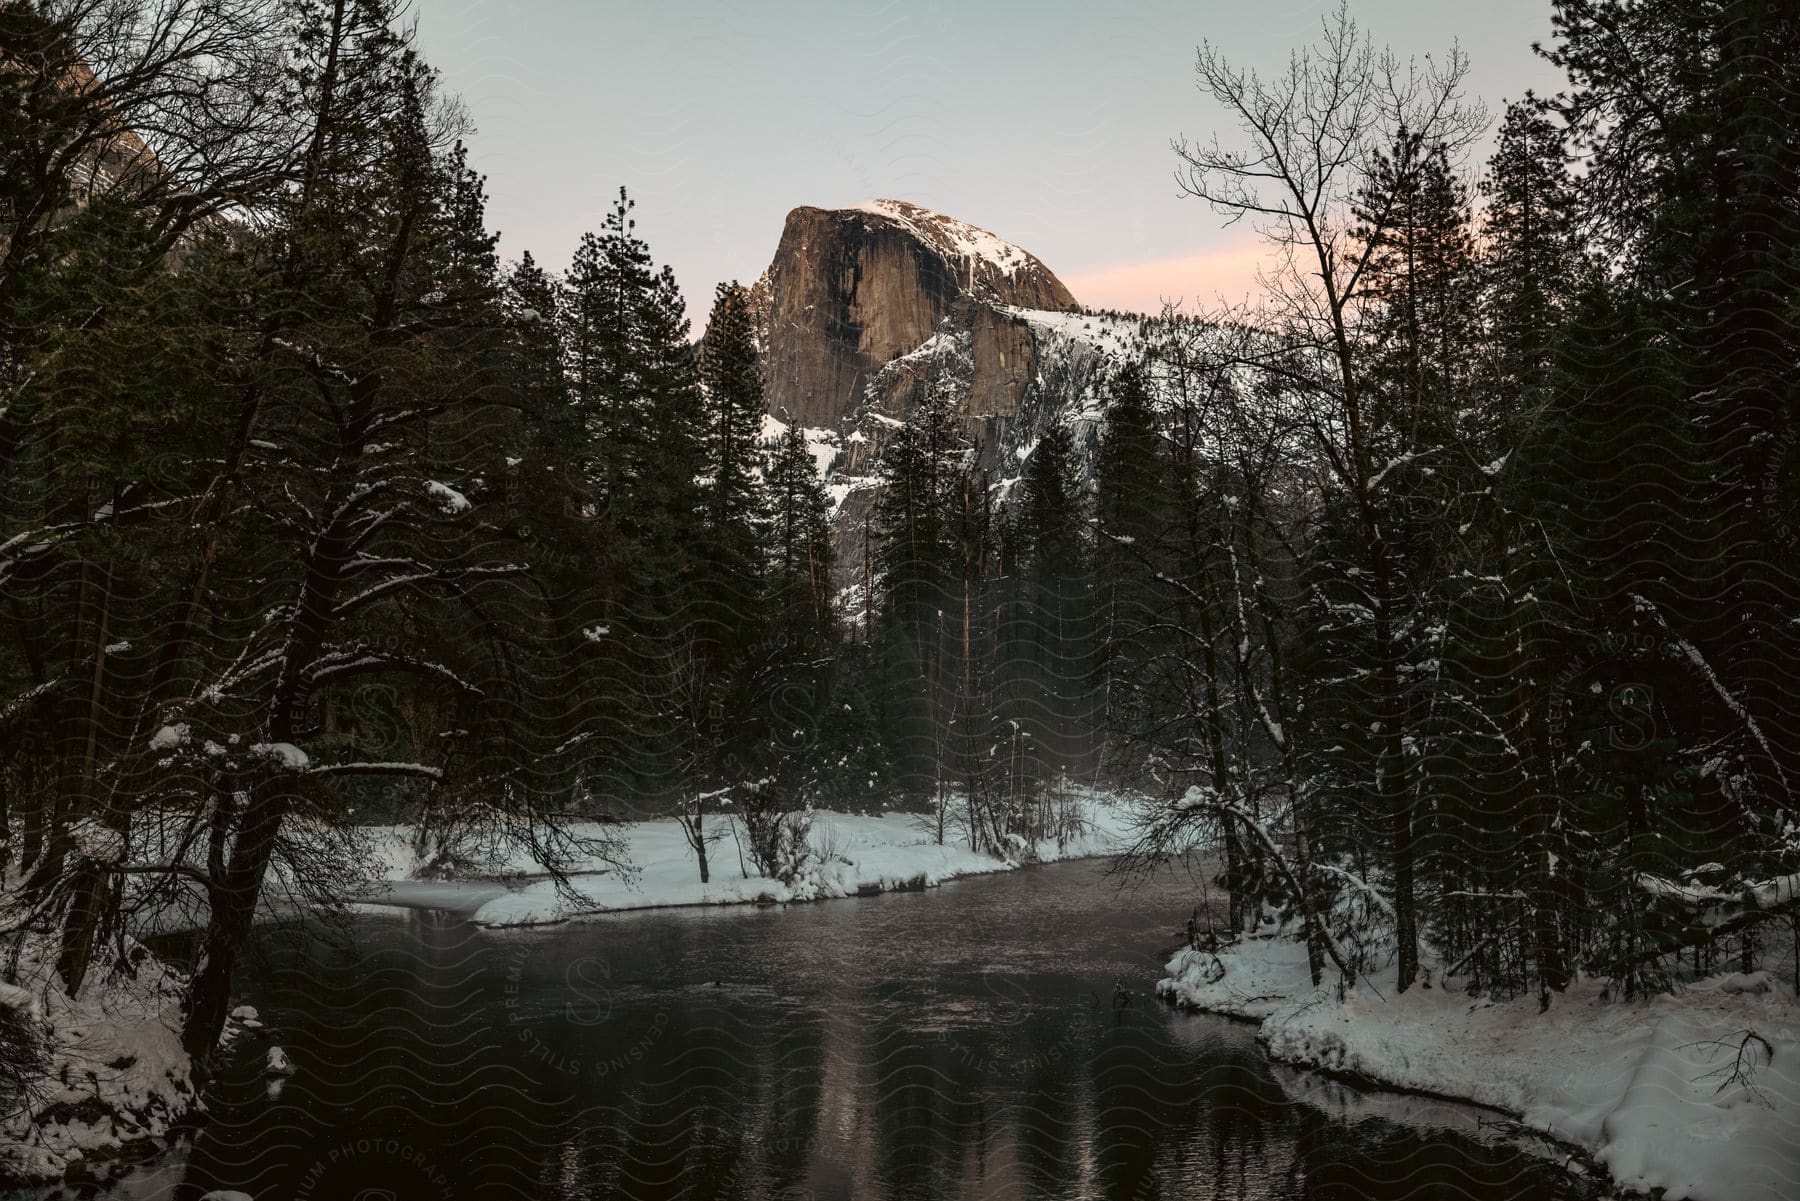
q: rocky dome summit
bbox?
[741,199,1152,590]
[844,199,1063,287]
[747,199,1082,431]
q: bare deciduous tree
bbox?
[1173,1,1484,991]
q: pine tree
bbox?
[564,189,707,804]
[565,190,704,542]
[1092,362,1167,777]
[765,425,835,649]
[166,3,545,1059]
[1545,0,1800,814]
[872,387,966,802]
[1480,98,1582,405]
[873,389,963,650]
[1525,272,1733,988]
[1354,129,1478,462]
[503,251,578,489]
[696,281,770,671]
[1323,126,1481,991]
[1010,420,1092,783]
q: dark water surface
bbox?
[86,860,1576,1200]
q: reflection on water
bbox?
[78,861,1579,1200]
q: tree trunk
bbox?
[1365,457,1418,993]
[55,555,119,996]
[54,863,107,997]
[1241,493,1325,984]
[182,787,290,1070]
[1195,590,1243,933]
[18,784,44,875]
[1387,732,1420,991]
[691,809,710,884]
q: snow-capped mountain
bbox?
[746,200,1160,582]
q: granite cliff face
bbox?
[750,200,1077,430]
[744,200,1152,602]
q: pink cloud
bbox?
[1060,234,1269,315]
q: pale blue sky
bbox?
[412,0,1564,321]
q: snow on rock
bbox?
[852,199,1039,280]
[802,428,840,477]
[423,479,471,515]
[757,414,841,478]
[249,741,308,770]
[229,1005,258,1023]
[1158,933,1316,1021]
[1159,938,1800,1201]
[998,304,1151,352]
[263,1047,295,1078]
[148,723,189,751]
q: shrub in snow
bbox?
[0,994,50,1117]
[740,800,815,885]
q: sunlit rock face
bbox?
[749,200,1077,430]
[743,200,1150,600]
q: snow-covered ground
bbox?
[0,938,195,1186]
[368,794,1136,927]
[1160,936,1800,1201]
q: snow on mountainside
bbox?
[739,199,1181,598]
[850,200,1043,281]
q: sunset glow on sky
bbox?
[415,0,1563,321]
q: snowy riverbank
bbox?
[367,793,1137,927]
[1159,936,1800,1201]
[0,939,196,1187]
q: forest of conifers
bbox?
[2,0,1797,1073]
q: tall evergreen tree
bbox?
[1093,361,1168,777]
[162,2,614,1060]
[696,281,770,672]
[563,189,707,804]
[872,386,967,802]
[765,425,835,650]
[1009,420,1093,782]
[1544,0,1800,812]
[1480,98,1583,405]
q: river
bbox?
[83,859,1582,1200]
